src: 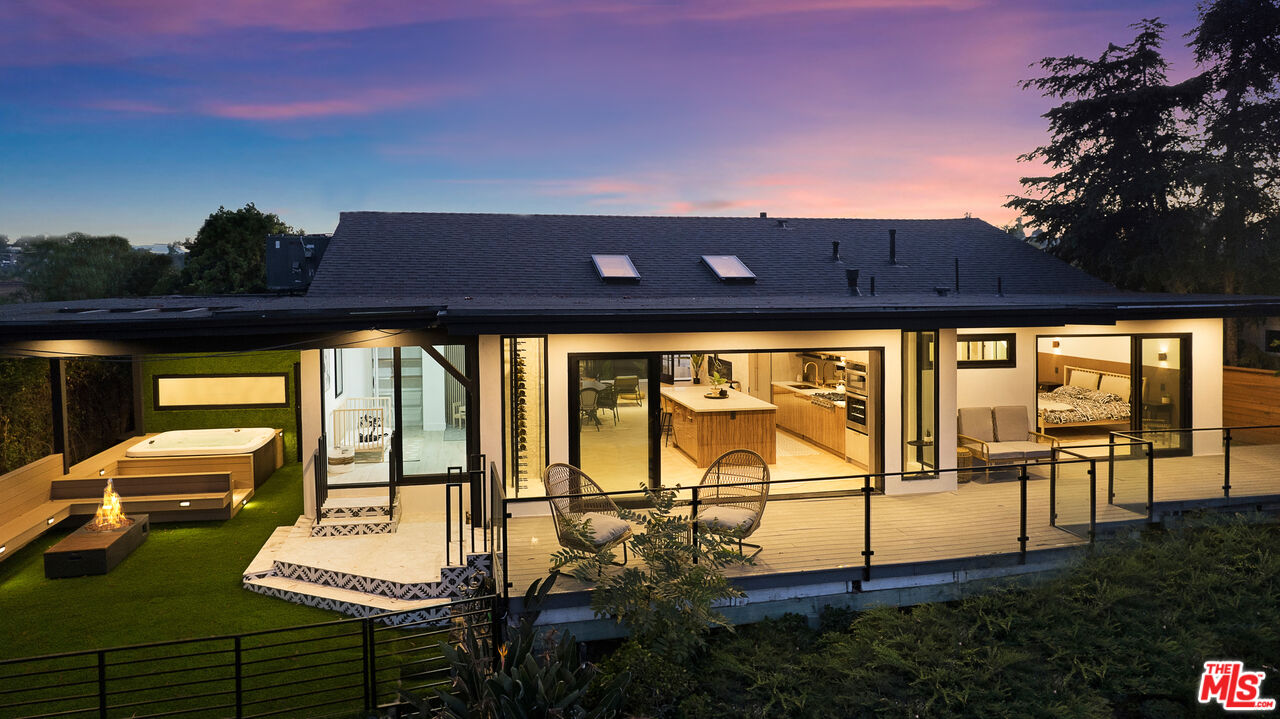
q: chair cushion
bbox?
[958,407,995,443]
[580,512,629,546]
[695,505,758,533]
[986,440,1052,461]
[992,405,1030,442]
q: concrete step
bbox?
[243,575,456,624]
[243,525,293,580]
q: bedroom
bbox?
[955,321,1221,456]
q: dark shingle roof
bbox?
[306,213,1115,301]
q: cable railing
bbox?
[0,594,499,719]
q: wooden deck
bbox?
[504,444,1280,595]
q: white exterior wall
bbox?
[955,319,1223,455]
[301,349,321,519]
[479,334,504,474]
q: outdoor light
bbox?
[47,517,55,525]
[98,468,106,476]
[179,501,191,507]
[0,546,6,555]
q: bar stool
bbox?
[660,410,674,446]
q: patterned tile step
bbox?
[310,515,399,537]
[243,526,293,580]
[243,575,456,625]
[320,497,393,520]
[271,551,493,601]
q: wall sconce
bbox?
[1158,352,1168,362]
[1051,339,1061,354]
[98,469,106,476]
[179,501,191,507]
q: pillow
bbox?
[1068,369,1100,389]
[1098,374,1131,401]
[1052,385,1091,398]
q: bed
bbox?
[1037,366,1139,430]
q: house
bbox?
[1,211,1278,632]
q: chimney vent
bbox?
[934,286,950,296]
[846,269,861,296]
[832,241,840,260]
[889,229,898,265]
[759,211,767,218]
[776,219,789,229]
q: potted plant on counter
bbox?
[709,371,729,397]
[690,354,705,384]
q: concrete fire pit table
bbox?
[44,515,150,579]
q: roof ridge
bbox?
[337,210,977,222]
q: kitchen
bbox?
[659,348,883,494]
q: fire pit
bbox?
[44,479,149,579]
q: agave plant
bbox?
[431,574,629,719]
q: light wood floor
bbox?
[504,445,1280,594]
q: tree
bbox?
[180,204,297,294]
[17,233,176,301]
[1187,0,1280,361]
[1007,19,1204,292]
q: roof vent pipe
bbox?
[889,229,897,265]
[869,276,876,296]
[846,269,861,296]
[832,241,841,260]
[776,219,789,229]
[954,257,960,294]
[997,276,1004,296]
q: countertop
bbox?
[660,385,777,413]
[770,381,847,407]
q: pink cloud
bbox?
[205,85,452,120]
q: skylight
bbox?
[701,255,756,282]
[591,254,641,282]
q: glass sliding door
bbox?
[1135,336,1191,453]
[570,354,657,494]
[903,331,938,476]
[324,347,394,486]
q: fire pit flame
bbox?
[86,479,133,532]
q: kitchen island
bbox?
[660,385,777,467]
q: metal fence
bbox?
[0,594,498,719]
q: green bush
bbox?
[630,514,1280,718]
[0,358,52,474]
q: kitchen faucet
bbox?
[803,361,817,384]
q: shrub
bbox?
[551,485,751,662]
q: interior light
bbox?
[1157,352,1168,362]
[179,501,191,507]
[47,517,55,525]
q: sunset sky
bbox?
[1,0,1201,245]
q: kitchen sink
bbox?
[787,383,817,389]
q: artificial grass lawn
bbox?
[0,463,338,660]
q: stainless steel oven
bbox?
[845,362,868,394]
[845,391,868,432]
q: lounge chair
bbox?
[614,375,644,405]
[542,463,630,564]
[692,449,770,556]
[958,406,1058,475]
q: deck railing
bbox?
[0,594,499,719]
[498,425,1280,598]
[1111,424,1280,503]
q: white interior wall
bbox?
[955,319,1222,455]
[420,353,447,432]
[479,335,503,474]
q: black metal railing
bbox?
[0,595,499,719]
[315,434,328,515]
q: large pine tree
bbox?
[1008,19,1202,292]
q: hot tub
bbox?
[126,428,279,458]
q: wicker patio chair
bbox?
[596,385,619,426]
[693,449,770,557]
[542,463,630,564]
[579,388,601,431]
